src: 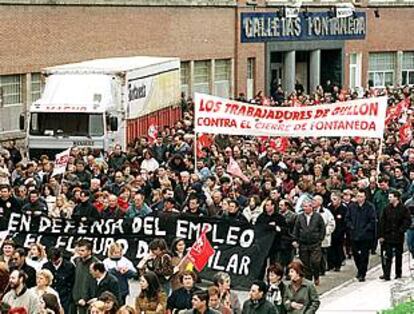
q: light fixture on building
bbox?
[374,8,380,18]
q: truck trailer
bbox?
[20,56,181,159]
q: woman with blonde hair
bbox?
[30,269,61,306]
[49,194,73,219]
[26,243,48,271]
[103,242,137,305]
[89,301,106,314]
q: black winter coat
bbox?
[256,212,289,250]
[378,202,411,243]
[327,203,348,243]
[73,201,100,222]
[242,298,277,314]
[0,196,22,220]
[345,201,376,242]
[293,212,326,247]
[95,272,121,303]
[43,259,75,305]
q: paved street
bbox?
[126,253,386,310]
[319,253,413,314]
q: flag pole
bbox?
[194,132,198,172]
[376,137,384,183]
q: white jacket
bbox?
[317,207,336,248]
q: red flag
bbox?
[270,137,289,153]
[353,136,363,145]
[386,99,410,125]
[227,157,249,182]
[399,123,412,145]
[147,117,158,143]
[188,230,215,272]
[196,134,214,158]
[147,124,158,143]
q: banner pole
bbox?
[194,132,198,172]
[376,137,384,183]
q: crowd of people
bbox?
[0,82,413,314]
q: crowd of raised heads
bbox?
[0,83,413,314]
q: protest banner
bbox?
[194,93,387,138]
[1,213,274,289]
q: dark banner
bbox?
[241,12,366,43]
[2,213,274,289]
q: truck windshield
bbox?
[29,113,104,136]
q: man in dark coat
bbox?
[108,144,127,171]
[167,271,201,314]
[346,189,377,282]
[0,184,21,221]
[43,248,75,314]
[292,198,325,285]
[242,280,277,314]
[327,191,348,272]
[72,240,100,314]
[9,248,36,288]
[21,190,47,215]
[378,190,411,280]
[256,199,288,279]
[224,200,249,224]
[90,262,121,303]
[72,190,100,222]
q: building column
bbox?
[230,58,235,98]
[283,50,296,93]
[189,60,194,96]
[25,73,32,112]
[310,49,321,92]
[211,59,215,95]
[396,51,403,86]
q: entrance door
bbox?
[295,51,310,94]
[271,65,283,90]
[270,52,283,96]
[321,49,342,88]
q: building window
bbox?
[0,74,22,106]
[349,53,362,89]
[368,52,395,88]
[193,60,211,95]
[180,62,190,98]
[247,58,255,100]
[402,52,414,86]
[214,59,231,98]
[31,73,42,102]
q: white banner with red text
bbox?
[194,93,387,138]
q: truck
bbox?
[20,56,182,159]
